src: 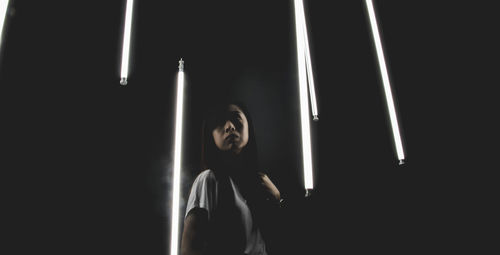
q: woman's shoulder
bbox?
[193,169,217,185]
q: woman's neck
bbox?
[216,150,243,168]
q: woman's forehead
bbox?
[209,104,247,124]
[227,104,243,113]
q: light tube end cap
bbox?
[313,115,319,121]
[305,189,313,198]
[120,78,128,86]
[178,58,184,72]
[398,159,405,165]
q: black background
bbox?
[2,1,497,254]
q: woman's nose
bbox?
[224,121,236,133]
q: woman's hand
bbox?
[257,172,280,203]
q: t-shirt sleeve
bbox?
[185,170,217,220]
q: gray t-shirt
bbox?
[185,169,268,255]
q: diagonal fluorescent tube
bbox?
[120,0,134,86]
[294,0,314,196]
[170,59,185,255]
[365,0,405,165]
[296,0,319,121]
[0,0,10,50]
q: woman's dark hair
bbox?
[199,100,265,254]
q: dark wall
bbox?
[2,1,495,254]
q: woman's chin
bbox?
[230,148,242,155]
[220,146,241,156]
[227,145,243,155]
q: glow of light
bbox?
[170,59,185,255]
[296,0,319,121]
[120,0,134,85]
[294,0,314,193]
[365,0,405,164]
[0,0,10,50]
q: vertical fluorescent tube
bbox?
[296,0,319,121]
[365,0,405,165]
[170,59,185,255]
[294,0,314,195]
[0,0,10,50]
[120,0,134,85]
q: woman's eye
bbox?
[231,112,242,120]
[232,116,242,124]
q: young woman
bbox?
[181,101,282,255]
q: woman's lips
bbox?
[226,134,239,141]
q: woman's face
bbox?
[212,104,249,155]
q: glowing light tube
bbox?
[170,59,185,255]
[0,0,10,50]
[296,0,319,121]
[294,0,314,195]
[120,0,134,86]
[365,0,405,165]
